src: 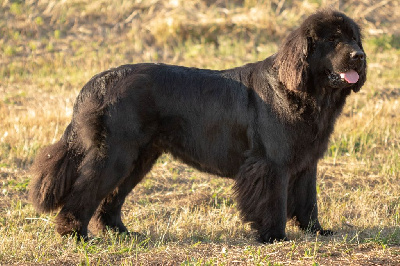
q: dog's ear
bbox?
[274,29,311,91]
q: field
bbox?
[0,0,399,264]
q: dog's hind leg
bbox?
[55,143,140,239]
[90,147,161,234]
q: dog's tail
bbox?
[29,124,81,213]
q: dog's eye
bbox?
[328,37,336,44]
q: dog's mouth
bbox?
[339,69,359,84]
[327,68,361,88]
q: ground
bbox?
[0,0,399,265]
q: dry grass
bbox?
[0,0,399,265]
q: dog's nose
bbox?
[350,50,365,61]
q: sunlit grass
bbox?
[0,0,399,264]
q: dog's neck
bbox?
[222,59,351,127]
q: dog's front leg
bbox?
[287,166,333,236]
[235,157,289,243]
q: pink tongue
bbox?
[340,70,359,83]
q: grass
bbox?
[0,0,400,264]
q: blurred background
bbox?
[1,0,399,89]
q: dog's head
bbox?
[274,9,367,93]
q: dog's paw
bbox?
[257,232,289,244]
[316,229,335,236]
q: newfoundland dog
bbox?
[29,9,366,243]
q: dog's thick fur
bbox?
[29,10,366,243]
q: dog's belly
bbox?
[155,115,250,177]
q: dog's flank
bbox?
[29,9,366,243]
[29,68,134,213]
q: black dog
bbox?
[29,9,366,243]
